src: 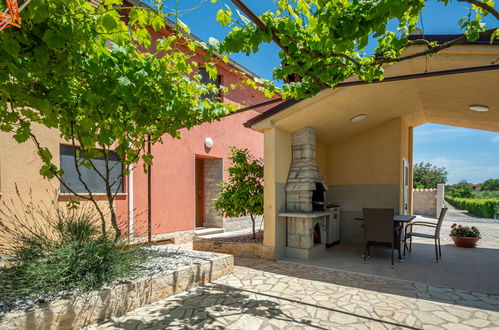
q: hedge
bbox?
[445,195,499,219]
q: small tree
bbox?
[413,162,448,189]
[0,0,234,241]
[481,179,499,191]
[214,147,263,240]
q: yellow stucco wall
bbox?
[0,125,118,251]
[262,127,292,250]
[0,125,61,202]
[0,125,60,249]
[408,127,414,214]
[316,142,328,178]
[326,118,403,186]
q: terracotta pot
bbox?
[450,235,480,248]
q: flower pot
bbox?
[450,236,479,248]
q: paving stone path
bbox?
[88,258,499,329]
[414,202,499,248]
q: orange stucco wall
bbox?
[126,108,270,237]
[117,25,279,237]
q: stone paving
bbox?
[414,202,499,248]
[87,258,499,329]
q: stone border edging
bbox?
[193,239,275,260]
[0,254,233,330]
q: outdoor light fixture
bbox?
[469,105,489,112]
[204,137,214,148]
[350,114,367,123]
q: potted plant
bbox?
[450,223,480,247]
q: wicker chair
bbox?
[362,208,400,267]
[404,208,448,262]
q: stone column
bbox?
[436,184,445,218]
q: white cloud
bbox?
[414,156,499,184]
[427,156,465,167]
[413,127,471,143]
[491,135,499,143]
[447,164,499,184]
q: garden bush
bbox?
[0,191,146,301]
[445,195,499,219]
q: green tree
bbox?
[450,180,474,198]
[213,147,264,240]
[0,0,233,240]
[413,162,448,189]
[214,0,498,99]
[481,179,499,191]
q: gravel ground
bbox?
[0,247,219,316]
[196,229,264,244]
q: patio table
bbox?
[355,215,416,261]
[354,215,416,223]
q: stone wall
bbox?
[193,240,275,260]
[0,254,233,330]
[223,215,264,232]
[131,229,194,244]
[204,158,223,228]
[413,189,437,217]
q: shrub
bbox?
[445,195,499,219]
[480,179,499,191]
[0,190,145,300]
[449,180,473,198]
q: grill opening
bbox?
[312,182,326,211]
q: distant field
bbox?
[471,190,499,199]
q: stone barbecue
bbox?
[285,127,327,212]
[280,127,330,259]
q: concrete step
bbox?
[195,227,224,237]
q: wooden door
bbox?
[195,158,205,227]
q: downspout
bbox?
[128,162,134,241]
[147,136,152,244]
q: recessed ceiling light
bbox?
[469,105,489,112]
[350,114,367,123]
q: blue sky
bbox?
[158,0,499,184]
[414,124,499,184]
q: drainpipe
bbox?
[128,162,134,241]
[147,136,152,244]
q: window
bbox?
[60,145,123,194]
[198,67,222,101]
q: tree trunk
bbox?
[250,214,256,240]
[107,197,121,242]
[103,151,122,242]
